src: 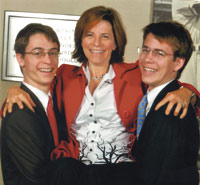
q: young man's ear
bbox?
[16,53,25,67]
[173,57,185,72]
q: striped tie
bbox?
[137,94,148,138]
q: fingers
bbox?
[3,95,36,117]
[155,98,168,111]
[155,92,176,112]
[158,100,187,118]
[173,102,183,116]
[3,103,9,117]
[16,93,35,112]
[24,93,36,112]
[2,86,36,117]
[163,101,175,115]
[168,101,187,118]
[16,98,25,110]
[27,94,36,108]
[23,98,35,112]
[3,98,24,117]
[6,86,35,110]
[155,89,189,119]
[180,107,187,119]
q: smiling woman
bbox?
[81,20,116,70]
[81,20,117,93]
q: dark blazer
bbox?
[133,80,199,185]
[1,84,56,185]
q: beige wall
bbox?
[0,0,153,184]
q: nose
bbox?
[43,53,52,63]
[145,50,155,61]
[93,36,101,46]
[140,51,154,64]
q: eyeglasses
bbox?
[137,47,174,59]
[24,49,60,59]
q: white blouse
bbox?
[71,65,134,165]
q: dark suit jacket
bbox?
[1,84,56,185]
[133,80,199,185]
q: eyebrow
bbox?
[142,45,165,52]
[31,47,59,51]
[85,30,113,35]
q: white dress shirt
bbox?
[22,82,49,113]
[71,65,134,164]
[146,80,174,116]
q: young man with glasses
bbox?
[133,21,199,185]
[1,23,60,185]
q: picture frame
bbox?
[2,11,80,81]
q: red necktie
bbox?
[47,96,59,146]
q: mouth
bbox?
[90,49,104,54]
[39,68,54,72]
[144,67,156,72]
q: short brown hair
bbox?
[72,6,127,64]
[142,21,193,79]
[14,23,60,55]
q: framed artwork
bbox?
[152,0,200,168]
[2,11,80,81]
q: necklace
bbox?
[90,75,104,81]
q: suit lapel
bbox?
[131,80,180,158]
[20,83,47,119]
[147,80,180,116]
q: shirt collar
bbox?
[82,64,115,83]
[146,80,174,115]
[22,82,50,112]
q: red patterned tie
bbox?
[47,96,59,146]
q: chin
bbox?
[41,78,53,84]
[141,76,150,84]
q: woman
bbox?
[3,6,200,185]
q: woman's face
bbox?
[81,20,116,66]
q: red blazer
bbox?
[51,61,144,159]
[51,61,200,159]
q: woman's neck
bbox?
[87,62,110,95]
[88,63,110,78]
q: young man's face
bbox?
[16,33,59,93]
[139,33,184,91]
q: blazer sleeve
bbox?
[136,105,199,185]
[179,82,200,116]
[1,106,50,185]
